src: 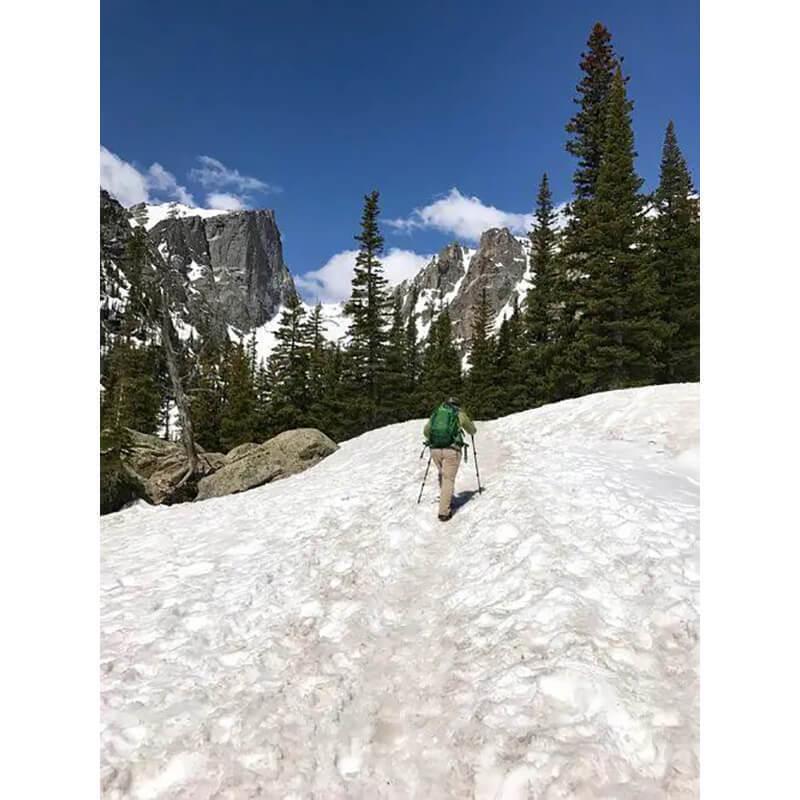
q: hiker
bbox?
[424,397,476,521]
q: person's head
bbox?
[446,396,460,408]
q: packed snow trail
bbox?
[101,384,699,799]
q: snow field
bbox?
[101,384,699,798]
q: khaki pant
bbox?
[431,447,461,516]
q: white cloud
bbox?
[297,248,432,304]
[100,146,194,206]
[100,146,150,206]
[387,187,534,242]
[206,192,246,211]
[190,156,279,195]
[146,162,194,205]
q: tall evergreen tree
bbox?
[343,191,391,425]
[557,24,625,401]
[404,288,421,415]
[268,290,311,432]
[466,288,496,418]
[419,308,462,411]
[303,302,328,420]
[219,340,257,451]
[382,294,412,422]
[101,335,162,435]
[190,339,225,451]
[650,121,700,382]
[565,23,622,209]
[253,358,272,440]
[524,174,561,405]
[505,298,528,412]
[491,302,526,414]
[311,344,350,442]
[574,67,668,391]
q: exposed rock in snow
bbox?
[101,384,699,798]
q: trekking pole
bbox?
[471,434,483,494]
[417,451,433,503]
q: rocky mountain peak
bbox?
[394,226,531,350]
[100,190,297,346]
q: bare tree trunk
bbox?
[159,298,199,482]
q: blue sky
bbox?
[101,0,699,302]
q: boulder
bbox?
[100,429,225,514]
[196,428,338,501]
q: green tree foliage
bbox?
[466,289,496,418]
[312,344,351,442]
[491,302,526,413]
[565,22,622,209]
[219,340,257,451]
[572,67,669,391]
[343,190,390,426]
[101,337,163,436]
[303,303,328,421]
[650,121,700,382]
[419,308,462,410]
[267,290,311,433]
[190,341,225,452]
[404,288,421,404]
[523,174,562,405]
[382,294,413,422]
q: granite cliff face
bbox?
[395,228,531,348]
[147,207,295,331]
[101,191,297,345]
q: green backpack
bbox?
[428,403,461,448]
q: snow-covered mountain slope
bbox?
[101,384,699,799]
[129,201,233,231]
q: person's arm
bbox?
[459,410,476,436]
[423,421,431,440]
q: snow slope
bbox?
[130,202,232,230]
[101,384,699,799]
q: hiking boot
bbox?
[438,511,452,522]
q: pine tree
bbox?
[404,289,421,415]
[303,303,328,425]
[524,173,561,405]
[650,121,700,382]
[491,302,526,414]
[311,344,350,442]
[504,298,528,412]
[246,329,258,382]
[343,191,391,426]
[419,308,462,411]
[219,339,257,451]
[190,340,225,452]
[557,24,625,400]
[268,289,311,432]
[466,288,496,418]
[100,335,162,436]
[382,294,411,422]
[565,23,622,210]
[253,358,272,440]
[574,67,669,391]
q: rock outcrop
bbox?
[395,228,530,350]
[148,208,295,331]
[196,428,338,501]
[101,190,297,348]
[101,430,226,513]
